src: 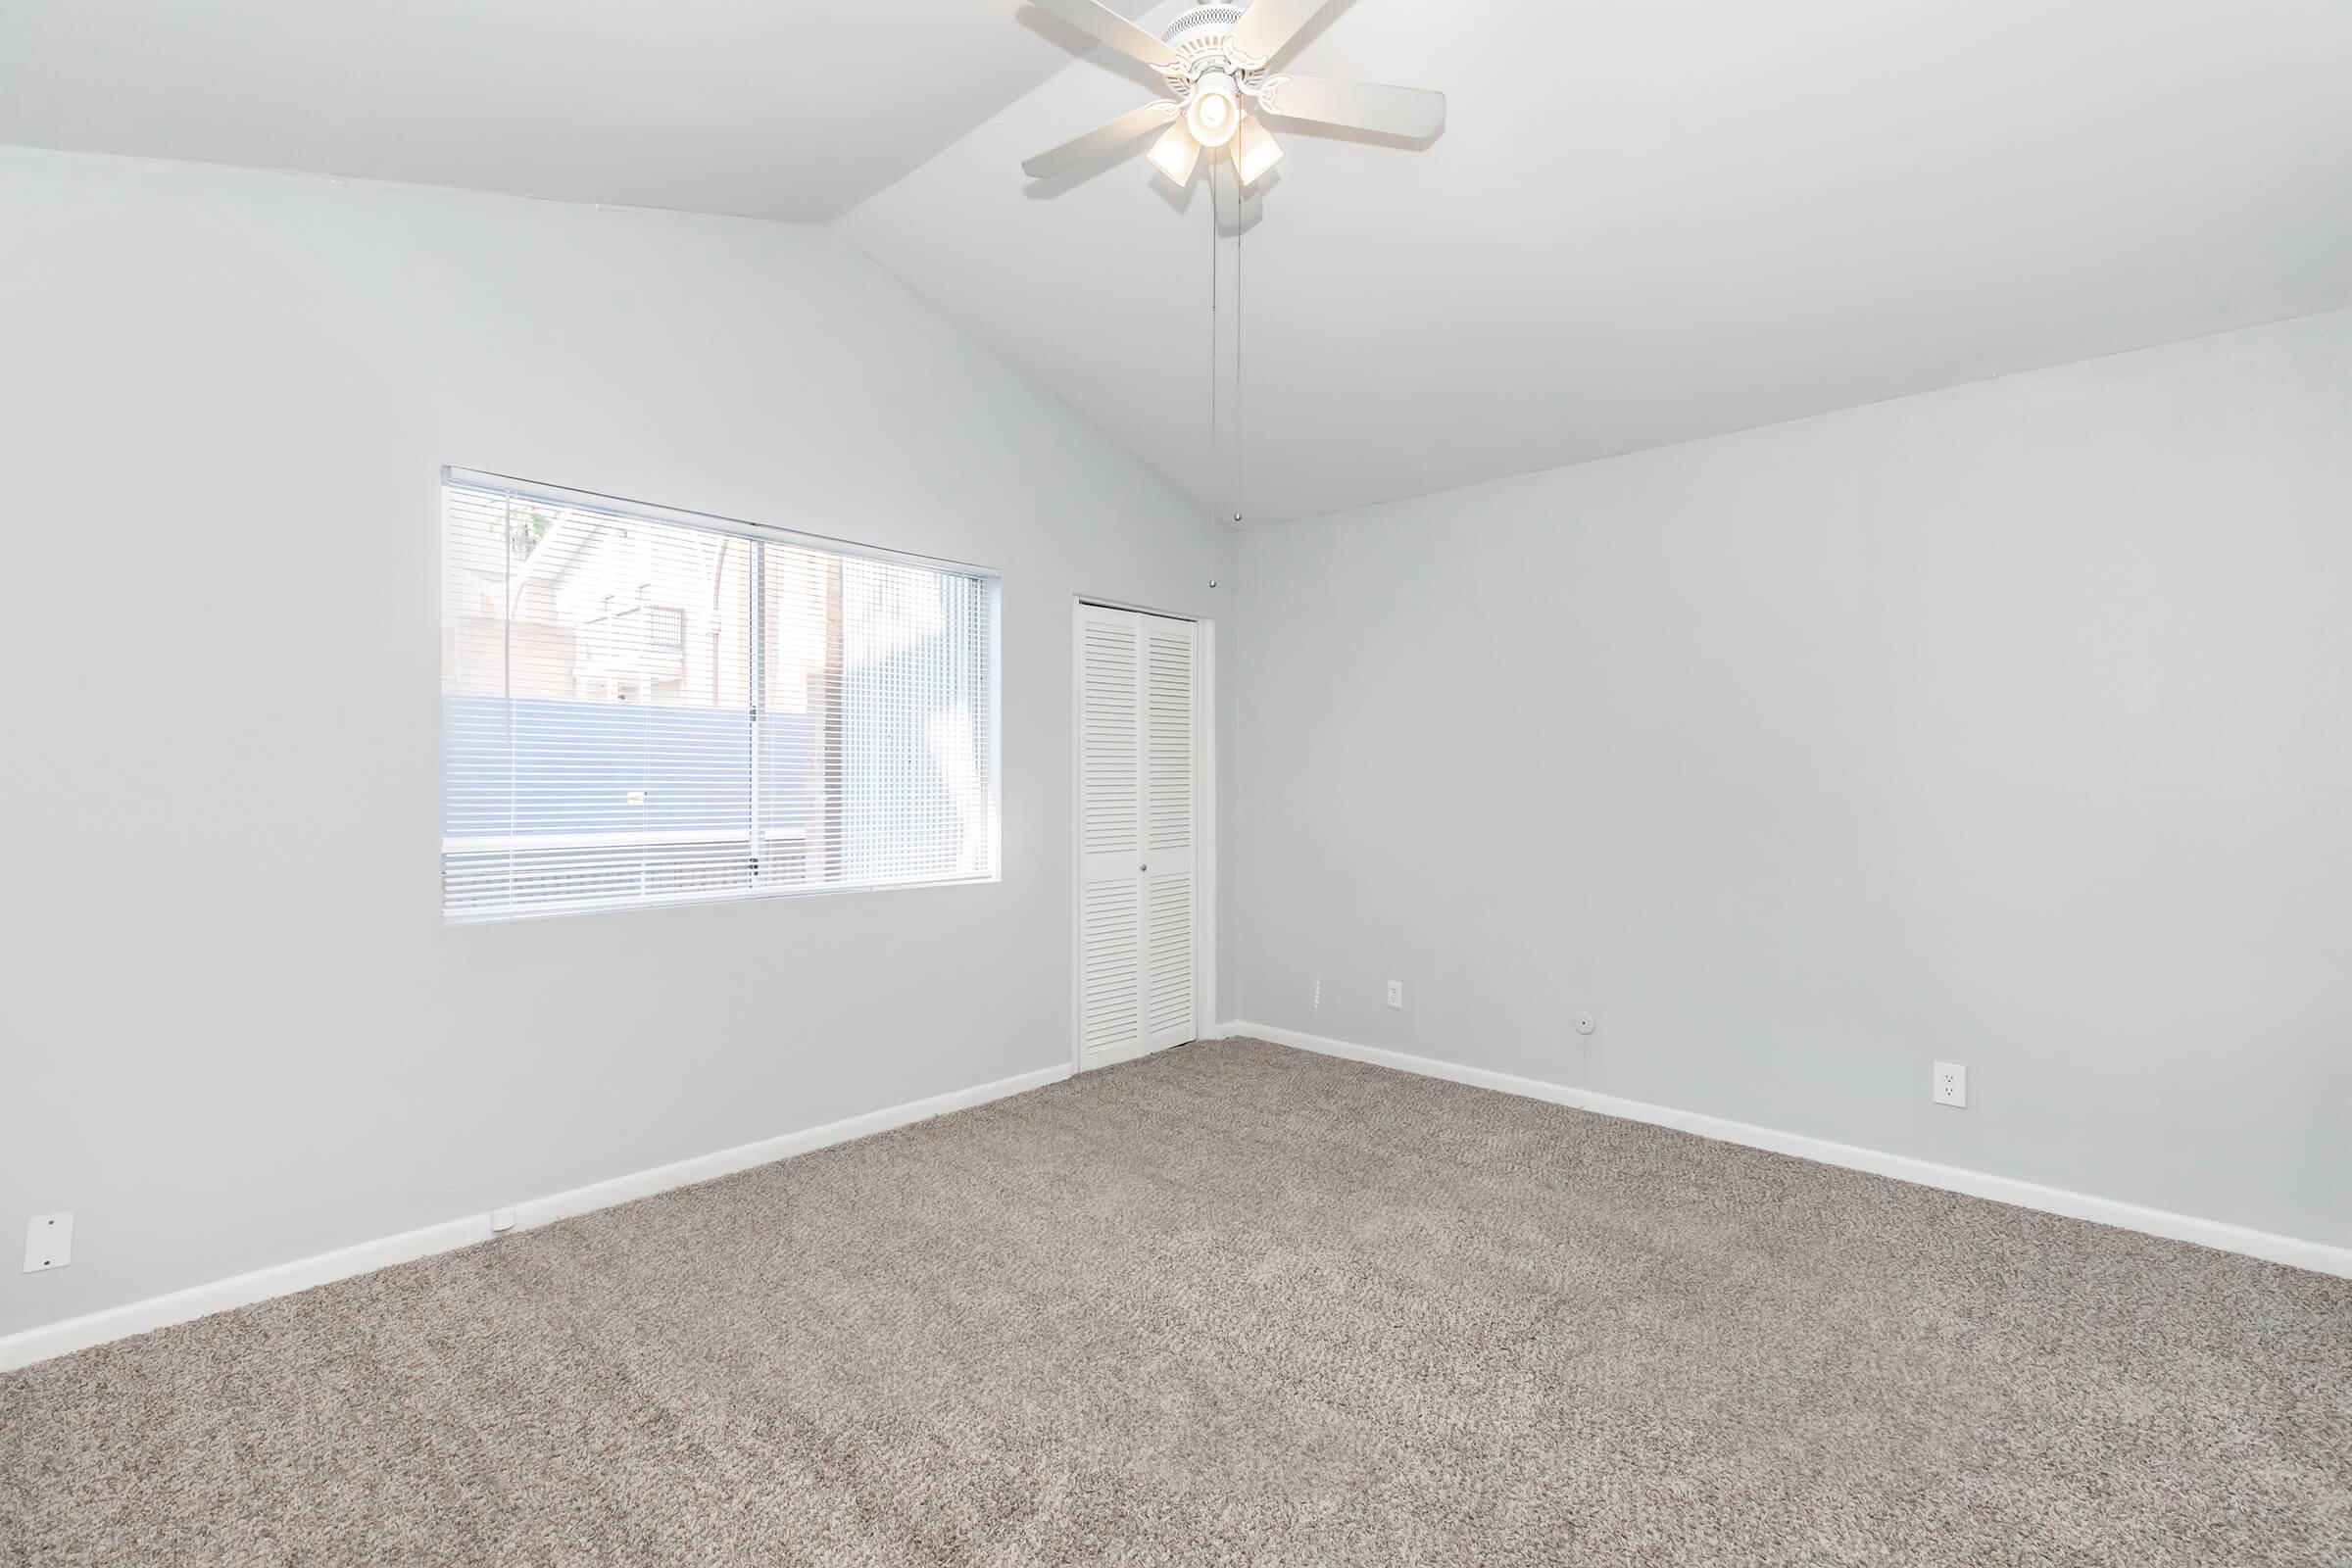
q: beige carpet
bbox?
[3,1038,2347,1566]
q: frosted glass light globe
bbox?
[1186,72,1242,148]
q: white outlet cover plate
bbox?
[24,1211,73,1273]
[1933,1061,1968,1107]
[1386,981,1404,1009]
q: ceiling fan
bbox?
[1021,0,1445,217]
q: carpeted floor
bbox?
[3,1039,2347,1566]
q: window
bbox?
[440,471,999,921]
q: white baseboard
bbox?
[1223,1021,2352,1280]
[14,1031,2338,1373]
[0,1061,1072,1373]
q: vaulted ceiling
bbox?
[0,0,1160,220]
[8,0,2348,521]
[843,0,2352,520]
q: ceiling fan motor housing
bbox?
[1159,5,1252,92]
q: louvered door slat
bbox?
[1080,879,1141,1053]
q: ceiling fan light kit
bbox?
[1020,0,1444,194]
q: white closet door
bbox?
[1140,613,1198,1051]
[1076,604,1198,1068]
[1078,606,1144,1065]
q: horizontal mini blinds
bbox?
[442,477,998,920]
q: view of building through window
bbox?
[440,477,998,919]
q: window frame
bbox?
[439,466,1004,924]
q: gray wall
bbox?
[1231,309,2352,1248]
[0,147,1234,1337]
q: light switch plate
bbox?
[24,1211,73,1273]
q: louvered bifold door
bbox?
[1076,605,1198,1068]
[1078,607,1146,1065]
[1141,613,1199,1050]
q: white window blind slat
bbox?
[441,476,1000,921]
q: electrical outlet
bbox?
[1386,979,1404,1009]
[24,1211,73,1273]
[1933,1061,1967,1107]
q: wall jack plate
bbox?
[24,1211,73,1273]
[1933,1061,1968,1107]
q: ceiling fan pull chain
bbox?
[1207,169,1221,588]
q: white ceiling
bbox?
[8,1,2348,520]
[0,0,1160,221]
[843,0,2352,520]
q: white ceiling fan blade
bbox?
[1028,0,1181,71]
[1224,0,1333,70]
[1255,75,1446,139]
[1022,100,1181,179]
